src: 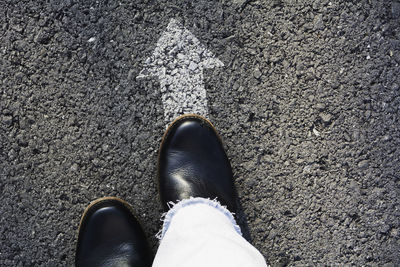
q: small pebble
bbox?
[313,14,324,30]
[2,115,12,126]
[320,113,332,123]
[380,224,390,234]
[358,160,369,170]
[315,103,326,111]
[102,144,109,151]
[70,163,78,172]
[188,61,197,71]
[253,68,262,79]
[344,132,351,142]
[313,128,320,136]
[303,165,312,173]
[92,158,100,167]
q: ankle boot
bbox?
[158,114,238,213]
[75,197,153,267]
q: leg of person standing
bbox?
[153,115,267,267]
[74,114,268,267]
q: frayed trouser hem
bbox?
[157,197,242,240]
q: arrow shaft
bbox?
[160,73,208,125]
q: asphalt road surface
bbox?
[1,0,400,266]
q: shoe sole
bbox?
[156,114,226,208]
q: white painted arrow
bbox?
[138,19,224,126]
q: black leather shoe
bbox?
[158,114,238,213]
[75,197,153,267]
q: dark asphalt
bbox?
[1,0,400,266]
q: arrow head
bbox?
[138,18,224,79]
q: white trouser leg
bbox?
[152,197,268,267]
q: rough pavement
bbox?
[1,0,399,266]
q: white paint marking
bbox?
[138,19,224,126]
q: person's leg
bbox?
[75,197,153,267]
[155,115,267,267]
[152,198,267,267]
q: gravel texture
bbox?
[1,0,399,266]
